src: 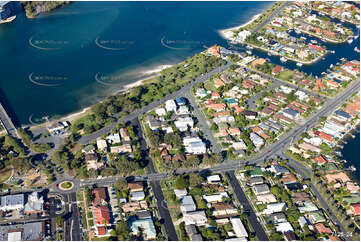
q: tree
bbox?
[115,179,128,191]
[188,173,203,187]
[173,175,189,189]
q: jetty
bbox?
[0,102,18,138]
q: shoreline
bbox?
[27,64,173,130]
[218,14,261,39]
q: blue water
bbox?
[341,131,360,182]
[0,1,272,125]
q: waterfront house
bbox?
[272,65,284,76]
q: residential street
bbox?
[226,171,269,241]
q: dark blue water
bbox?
[341,131,360,182]
[0,1,272,125]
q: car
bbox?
[56,184,59,188]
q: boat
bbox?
[330,64,334,68]
[0,15,16,24]
[340,159,347,163]
[280,57,287,63]
[345,165,356,171]
[268,52,272,56]
[310,39,318,44]
[347,38,353,44]
[246,45,253,50]
[295,30,301,34]
[335,151,342,156]
[321,72,326,75]
[246,50,252,55]
[354,47,360,53]
[296,63,303,67]
[300,36,307,40]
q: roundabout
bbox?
[58,181,74,191]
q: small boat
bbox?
[354,47,360,53]
[310,39,318,44]
[330,64,334,68]
[0,15,16,24]
[246,50,252,55]
[280,57,287,62]
[300,36,307,40]
[347,38,353,44]
[335,151,342,156]
[295,30,301,34]
[345,165,356,171]
[340,159,347,163]
[246,45,253,50]
[268,52,272,56]
[296,63,303,67]
[321,72,326,75]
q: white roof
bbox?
[174,189,187,197]
[207,175,221,183]
[230,218,248,238]
[8,232,21,241]
[203,192,228,203]
[276,222,294,233]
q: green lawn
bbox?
[0,168,13,183]
[278,70,294,81]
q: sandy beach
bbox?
[28,64,174,130]
[218,13,261,40]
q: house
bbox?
[203,192,229,203]
[325,172,351,184]
[350,203,360,216]
[93,205,110,225]
[268,164,289,175]
[280,173,297,185]
[252,58,266,66]
[47,122,66,134]
[176,97,187,106]
[92,187,108,206]
[174,189,187,198]
[180,196,196,213]
[183,210,207,226]
[86,154,104,171]
[243,110,257,119]
[128,182,144,193]
[276,222,294,233]
[122,201,148,213]
[23,192,44,215]
[213,78,225,89]
[270,212,287,224]
[291,192,311,204]
[212,203,238,218]
[207,45,220,57]
[207,175,221,183]
[230,218,248,239]
[106,133,121,144]
[110,144,132,154]
[314,223,332,234]
[232,140,247,150]
[129,218,157,240]
[248,177,264,186]
[165,99,177,112]
[96,139,108,152]
[263,202,287,215]
[196,88,208,98]
[284,231,297,241]
[272,65,284,76]
[175,116,194,131]
[334,110,351,121]
[298,142,321,153]
[307,211,326,224]
[298,201,319,213]
[130,191,145,201]
[228,127,241,136]
[257,193,277,204]
[250,132,264,148]
[253,184,270,195]
[206,103,226,112]
[283,108,300,120]
[313,155,328,165]
[184,136,206,154]
[177,105,189,115]
[155,107,167,116]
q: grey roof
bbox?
[190,234,203,241]
[270,212,287,223]
[249,177,264,185]
[273,164,289,174]
[136,210,152,220]
[253,184,270,193]
[0,221,44,241]
[0,194,24,208]
[283,108,299,117]
[185,224,198,235]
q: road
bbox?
[252,2,291,33]
[226,171,269,241]
[247,79,282,110]
[184,91,221,153]
[78,63,233,145]
[285,156,353,241]
[150,180,179,241]
[0,102,18,137]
